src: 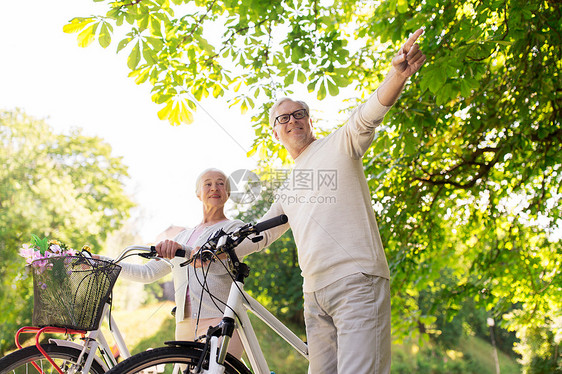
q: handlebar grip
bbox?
[150,245,187,258]
[175,248,187,258]
[253,214,288,233]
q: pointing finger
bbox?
[403,28,424,53]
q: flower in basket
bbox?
[20,236,90,328]
[20,236,119,330]
[19,235,81,267]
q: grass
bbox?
[103,301,522,373]
[243,313,308,373]
[459,335,521,374]
[392,335,521,374]
[100,300,177,356]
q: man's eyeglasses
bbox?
[274,109,308,125]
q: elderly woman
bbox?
[105,168,255,358]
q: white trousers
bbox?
[304,273,391,374]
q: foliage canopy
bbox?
[65,0,561,368]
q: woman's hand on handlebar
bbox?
[155,239,183,259]
[190,247,205,268]
[190,246,228,268]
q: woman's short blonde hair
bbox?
[195,168,231,196]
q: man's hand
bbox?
[392,28,426,78]
[377,27,427,106]
[155,239,182,259]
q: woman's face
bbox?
[197,171,229,208]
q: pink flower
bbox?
[19,244,36,264]
[65,248,77,257]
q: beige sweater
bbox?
[240,90,392,293]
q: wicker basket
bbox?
[31,256,121,331]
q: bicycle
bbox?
[104,214,308,374]
[0,245,181,374]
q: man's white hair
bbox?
[269,97,310,128]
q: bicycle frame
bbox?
[210,279,308,374]
[15,302,131,373]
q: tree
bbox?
[65,0,561,369]
[0,109,135,354]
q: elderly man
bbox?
[240,29,426,373]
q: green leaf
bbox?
[142,43,156,65]
[212,84,224,98]
[146,36,163,51]
[116,37,133,53]
[128,41,141,70]
[397,0,409,13]
[98,22,112,48]
[241,100,248,114]
[402,131,418,155]
[373,133,390,154]
[77,22,98,48]
[139,14,150,31]
[31,235,49,255]
[460,79,472,97]
[169,102,181,126]
[332,71,350,88]
[307,80,316,93]
[153,93,173,104]
[63,18,94,34]
[284,70,295,86]
[157,100,173,120]
[186,99,197,110]
[134,67,151,84]
[150,17,162,36]
[297,69,307,84]
[327,79,339,96]
[179,101,194,124]
[427,68,447,94]
[193,86,203,101]
[317,81,327,100]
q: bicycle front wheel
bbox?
[105,344,250,374]
[0,344,105,374]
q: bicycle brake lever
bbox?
[251,235,263,243]
[180,258,193,267]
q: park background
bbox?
[1,0,560,373]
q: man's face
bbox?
[272,100,314,152]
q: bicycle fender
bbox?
[164,340,207,349]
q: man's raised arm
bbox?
[377,28,427,107]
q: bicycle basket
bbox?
[31,256,121,331]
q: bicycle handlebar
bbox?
[114,214,287,267]
[113,245,187,263]
[250,214,289,234]
[184,214,288,266]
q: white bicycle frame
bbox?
[204,279,308,374]
[44,299,132,373]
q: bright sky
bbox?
[0,1,260,242]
